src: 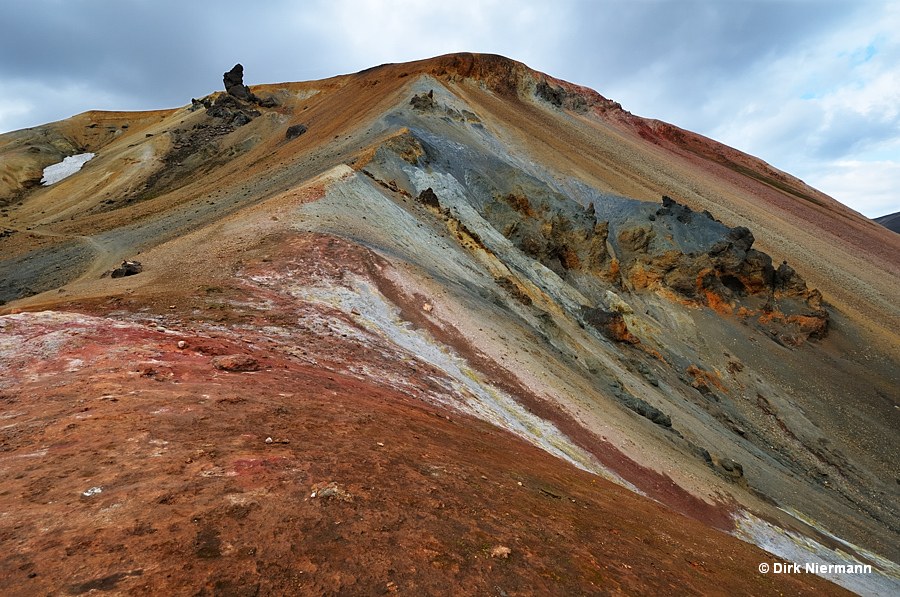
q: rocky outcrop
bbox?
[475,181,827,345]
[220,64,280,109]
[111,260,142,278]
[607,380,672,427]
[534,75,623,115]
[581,306,638,344]
[490,193,615,280]
[100,260,142,279]
[416,187,441,208]
[410,89,437,112]
[409,90,482,123]
[611,197,828,344]
[223,64,256,103]
[285,124,307,140]
[206,93,260,127]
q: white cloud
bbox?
[806,160,900,218]
[296,0,566,72]
[0,78,139,133]
[669,2,900,216]
[0,96,32,133]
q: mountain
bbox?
[1,53,898,596]
[875,210,900,234]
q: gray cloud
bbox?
[556,2,861,117]
[1,0,897,216]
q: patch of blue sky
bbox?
[838,39,880,66]
[850,42,878,65]
[855,146,900,163]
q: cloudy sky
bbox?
[1,1,898,217]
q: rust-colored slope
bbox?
[0,297,852,597]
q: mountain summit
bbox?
[1,53,898,595]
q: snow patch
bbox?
[41,153,95,185]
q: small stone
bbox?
[109,260,142,279]
[265,437,273,444]
[309,481,353,502]
[211,355,259,372]
[286,124,308,140]
[177,340,187,349]
[423,302,433,312]
[490,545,511,559]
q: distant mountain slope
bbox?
[1,53,898,595]
[875,210,900,233]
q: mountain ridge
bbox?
[875,210,900,234]
[1,53,898,595]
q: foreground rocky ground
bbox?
[0,305,852,596]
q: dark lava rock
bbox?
[656,196,715,226]
[256,94,279,109]
[408,90,473,122]
[231,112,253,127]
[582,306,638,343]
[608,381,671,427]
[608,198,828,343]
[210,355,259,372]
[536,78,564,107]
[209,93,249,113]
[774,263,808,296]
[716,458,746,484]
[738,249,775,293]
[535,77,590,114]
[620,396,670,428]
[725,226,754,253]
[223,64,255,102]
[206,93,259,127]
[285,124,307,140]
[223,64,244,91]
[692,445,713,464]
[108,260,142,279]
[190,97,212,112]
[417,187,441,208]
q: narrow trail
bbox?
[15,226,119,279]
